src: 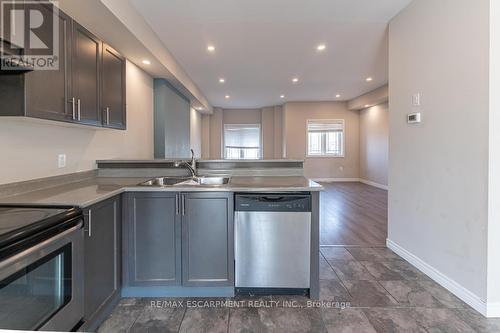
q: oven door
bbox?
[0,221,84,331]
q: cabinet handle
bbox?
[70,97,76,120]
[106,107,110,125]
[175,194,179,215]
[77,99,81,121]
[85,210,92,237]
[181,195,185,216]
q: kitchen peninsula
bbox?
[0,159,322,331]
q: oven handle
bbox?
[0,221,83,281]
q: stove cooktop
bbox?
[0,205,82,251]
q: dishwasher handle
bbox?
[235,193,311,212]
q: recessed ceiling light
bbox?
[365,104,371,108]
[366,77,373,82]
[280,95,285,99]
[142,59,151,65]
[336,94,341,98]
[292,77,299,83]
[317,44,326,51]
[225,95,230,99]
[195,106,203,111]
[219,78,225,83]
[207,45,215,52]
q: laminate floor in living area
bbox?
[98,247,500,333]
[319,182,388,247]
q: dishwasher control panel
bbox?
[235,193,311,212]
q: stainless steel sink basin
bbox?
[194,176,230,185]
[139,177,190,186]
[139,176,230,186]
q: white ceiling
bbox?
[129,0,412,109]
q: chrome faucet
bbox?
[174,149,197,177]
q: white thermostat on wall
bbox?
[407,112,421,124]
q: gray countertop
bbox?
[0,176,323,208]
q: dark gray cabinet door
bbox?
[84,196,121,321]
[101,44,126,129]
[181,192,234,287]
[125,192,181,286]
[72,22,101,126]
[24,7,72,121]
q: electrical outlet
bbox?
[58,154,66,168]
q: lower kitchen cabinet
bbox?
[123,192,234,289]
[181,192,234,287]
[83,196,121,324]
[124,192,181,286]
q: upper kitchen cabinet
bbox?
[71,23,101,126]
[0,6,73,122]
[24,8,72,122]
[0,6,126,129]
[101,44,126,129]
[154,79,191,158]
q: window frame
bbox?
[223,123,262,160]
[306,119,345,158]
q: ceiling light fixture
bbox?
[142,60,151,65]
[366,77,373,82]
[365,104,371,108]
[207,45,215,52]
[225,95,230,99]
[280,95,285,99]
[292,77,299,83]
[317,44,326,51]
[336,94,341,98]
[219,78,225,83]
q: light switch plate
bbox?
[58,154,66,168]
[412,93,421,106]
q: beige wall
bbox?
[208,108,223,159]
[190,108,202,158]
[389,0,489,305]
[359,103,389,186]
[202,107,281,160]
[0,60,154,185]
[273,106,284,159]
[223,109,261,124]
[201,114,211,159]
[261,107,275,159]
[201,102,365,181]
[283,102,360,179]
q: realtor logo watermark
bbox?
[1,1,59,71]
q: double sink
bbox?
[140,176,231,187]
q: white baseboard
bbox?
[312,178,360,183]
[359,178,388,190]
[386,239,499,317]
[312,177,389,190]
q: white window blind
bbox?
[307,120,344,157]
[224,124,261,159]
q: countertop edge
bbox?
[0,184,324,209]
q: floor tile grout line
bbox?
[226,307,231,333]
[321,249,353,298]
[176,306,187,333]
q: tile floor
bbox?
[98,246,500,333]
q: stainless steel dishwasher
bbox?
[234,193,311,294]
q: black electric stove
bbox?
[0,205,83,260]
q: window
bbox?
[224,124,261,159]
[307,119,344,157]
